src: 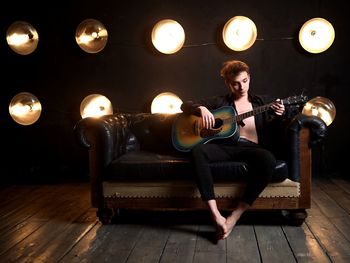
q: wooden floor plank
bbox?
[27,208,98,263]
[0,206,89,262]
[254,225,296,263]
[0,185,87,255]
[0,185,38,207]
[192,225,226,263]
[93,224,144,263]
[315,178,350,215]
[331,216,350,242]
[282,224,331,263]
[126,224,171,263]
[159,225,198,263]
[0,220,43,256]
[0,184,88,237]
[313,178,350,242]
[312,182,350,238]
[226,225,260,263]
[0,185,58,219]
[59,223,121,263]
[0,178,349,263]
[0,184,91,262]
[306,200,350,262]
[311,182,348,218]
[331,178,350,195]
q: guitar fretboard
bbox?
[219,95,305,125]
[232,102,274,123]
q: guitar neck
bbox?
[232,102,274,123]
[221,95,305,124]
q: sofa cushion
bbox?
[104,151,288,182]
[105,151,191,180]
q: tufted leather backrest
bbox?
[125,113,179,154]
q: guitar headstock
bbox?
[282,94,309,106]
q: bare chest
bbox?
[235,102,258,143]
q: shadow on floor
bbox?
[113,209,290,226]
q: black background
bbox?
[0,0,348,183]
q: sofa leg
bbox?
[281,209,308,226]
[97,208,114,224]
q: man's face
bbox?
[228,71,250,98]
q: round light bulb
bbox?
[6,21,39,55]
[9,92,42,125]
[222,16,257,51]
[302,96,336,126]
[151,92,183,114]
[75,19,108,53]
[151,19,185,54]
[299,18,335,54]
[80,94,113,118]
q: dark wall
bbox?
[0,0,348,182]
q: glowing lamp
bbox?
[6,21,39,55]
[222,16,257,51]
[151,92,183,114]
[299,18,335,54]
[302,96,336,126]
[75,19,108,53]
[151,19,185,54]
[80,94,113,118]
[9,92,42,125]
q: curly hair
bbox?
[220,60,250,82]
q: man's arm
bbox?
[181,95,229,129]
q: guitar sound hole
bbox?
[214,118,223,129]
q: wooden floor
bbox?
[1,177,350,263]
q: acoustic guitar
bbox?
[171,95,307,152]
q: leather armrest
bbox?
[73,114,129,167]
[288,113,327,145]
[286,114,327,181]
[73,114,130,207]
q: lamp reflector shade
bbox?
[299,18,335,54]
[222,16,257,51]
[75,19,108,53]
[151,92,183,114]
[80,94,113,118]
[6,21,39,55]
[151,19,185,54]
[302,96,336,126]
[9,92,42,125]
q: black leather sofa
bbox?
[74,112,326,225]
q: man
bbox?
[181,60,286,240]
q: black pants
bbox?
[191,139,277,206]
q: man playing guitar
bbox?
[180,60,286,240]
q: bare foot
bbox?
[212,214,227,240]
[222,202,249,239]
[222,213,238,239]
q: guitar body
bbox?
[172,106,238,152]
